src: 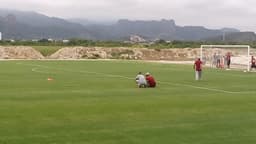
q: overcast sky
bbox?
[0,0,255,32]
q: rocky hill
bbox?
[0,9,91,39]
[1,9,255,42]
[87,19,240,41]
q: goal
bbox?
[200,45,255,71]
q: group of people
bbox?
[212,52,256,71]
[135,72,156,88]
[133,54,256,86]
[212,52,231,69]
[194,55,256,81]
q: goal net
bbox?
[200,45,256,71]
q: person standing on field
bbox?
[212,53,217,68]
[216,53,221,68]
[226,52,231,69]
[251,56,256,70]
[220,56,225,69]
[194,58,203,80]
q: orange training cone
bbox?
[47,77,53,81]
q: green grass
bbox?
[32,46,63,56]
[0,60,256,144]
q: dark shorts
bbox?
[227,60,231,66]
[251,64,256,68]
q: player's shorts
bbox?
[227,60,231,66]
[251,64,256,68]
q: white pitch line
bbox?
[207,70,256,78]
[157,81,256,94]
[17,62,256,94]
[32,68,53,74]
[16,62,49,68]
[55,67,134,80]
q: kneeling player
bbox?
[145,72,156,88]
[135,72,147,88]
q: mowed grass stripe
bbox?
[17,61,256,94]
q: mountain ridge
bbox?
[0,9,254,42]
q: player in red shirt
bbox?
[226,52,231,69]
[145,72,156,88]
[194,58,203,80]
[251,56,256,70]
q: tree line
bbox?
[1,39,256,48]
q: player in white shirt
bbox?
[135,72,147,88]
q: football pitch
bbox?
[0,60,256,144]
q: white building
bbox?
[130,35,146,43]
[62,40,70,43]
[0,32,2,41]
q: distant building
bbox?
[130,35,146,43]
[62,40,70,43]
[0,32,2,41]
[9,39,15,42]
[32,39,39,42]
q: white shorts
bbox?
[195,71,202,80]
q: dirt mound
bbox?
[1,46,249,61]
[49,47,107,59]
[0,46,44,59]
[49,47,201,60]
[138,48,199,60]
[49,47,143,59]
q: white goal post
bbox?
[200,45,251,71]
